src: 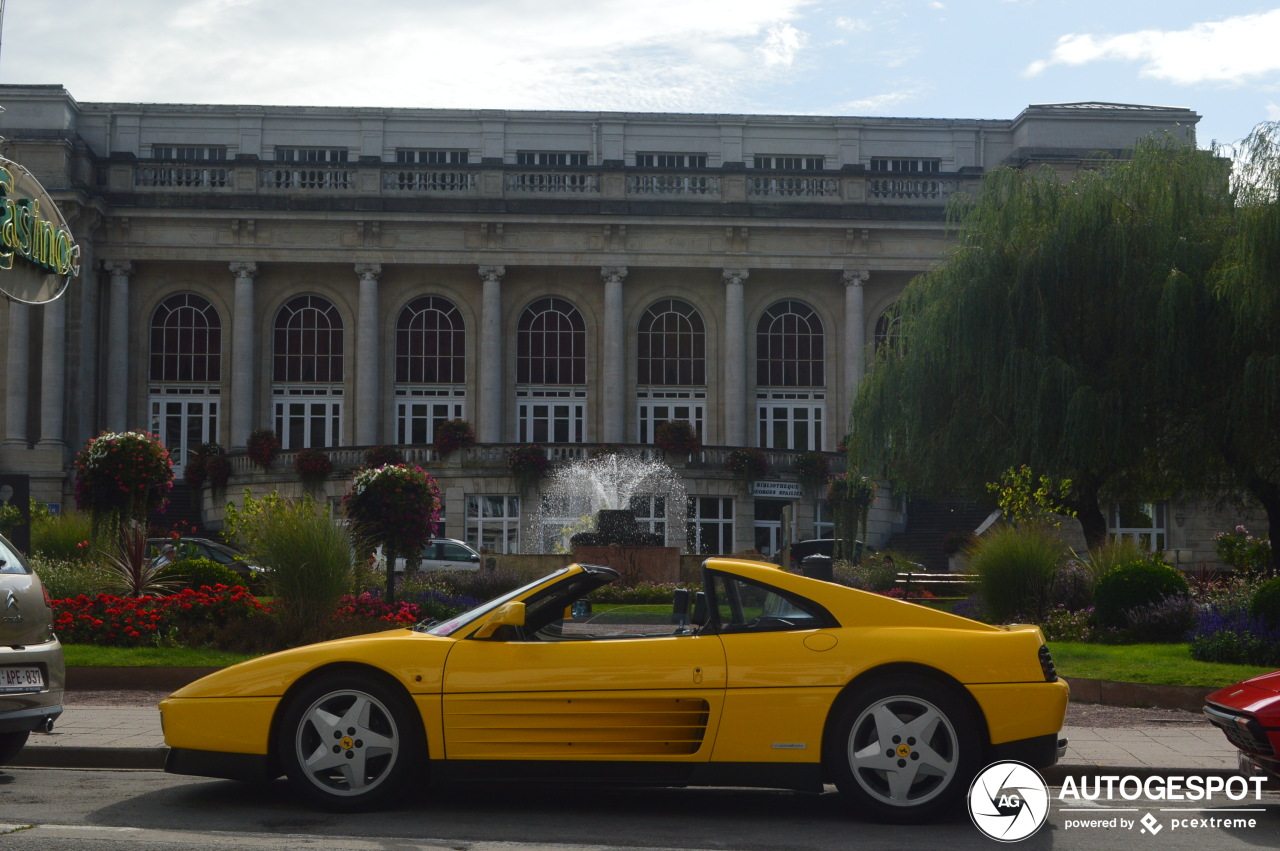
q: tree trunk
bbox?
[1065,477,1108,550]
[1245,475,1280,575]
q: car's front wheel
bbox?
[276,671,423,811]
[826,677,980,822]
[0,730,29,765]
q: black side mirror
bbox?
[670,588,690,625]
[691,591,708,626]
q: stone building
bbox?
[0,85,1230,561]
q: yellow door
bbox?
[442,634,726,761]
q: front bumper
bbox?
[989,733,1066,770]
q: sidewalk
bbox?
[10,701,1246,779]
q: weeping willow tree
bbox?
[849,137,1233,547]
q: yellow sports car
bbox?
[160,559,1068,821]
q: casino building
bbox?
[0,85,1218,560]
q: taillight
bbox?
[1039,644,1058,682]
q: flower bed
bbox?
[51,585,270,648]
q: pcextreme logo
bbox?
[968,761,1270,842]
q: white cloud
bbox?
[1,0,818,112]
[1025,10,1280,85]
[835,16,870,33]
[834,88,923,114]
[1268,103,1280,121]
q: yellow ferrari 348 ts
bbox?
[160,559,1068,821]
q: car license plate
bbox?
[0,666,44,692]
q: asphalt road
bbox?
[1,767,1278,850]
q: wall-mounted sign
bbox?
[751,480,803,499]
[0,157,79,304]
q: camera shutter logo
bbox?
[968,761,1051,842]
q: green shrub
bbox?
[31,510,100,561]
[29,554,114,598]
[1093,558,1190,629]
[832,554,900,592]
[159,557,242,591]
[966,525,1067,622]
[224,492,354,645]
[1249,577,1280,630]
[1081,538,1150,581]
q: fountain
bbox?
[530,452,687,583]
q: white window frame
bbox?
[753,155,823,170]
[149,386,220,474]
[636,390,706,444]
[516,387,586,444]
[396,149,469,164]
[756,392,825,451]
[635,153,708,168]
[1108,502,1168,552]
[272,385,343,449]
[395,387,465,445]
[687,496,735,555]
[466,495,521,554]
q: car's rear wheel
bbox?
[0,730,29,765]
[826,677,980,823]
[276,671,423,811]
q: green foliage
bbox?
[1249,577,1280,629]
[159,557,242,591]
[987,465,1076,527]
[1213,525,1274,578]
[966,525,1067,622]
[1081,538,1152,581]
[31,509,99,561]
[827,473,877,560]
[225,491,354,645]
[847,139,1233,547]
[100,521,184,597]
[28,555,114,598]
[1092,558,1190,629]
[832,554,899,593]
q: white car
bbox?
[376,538,483,573]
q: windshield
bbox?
[424,567,574,636]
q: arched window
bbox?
[396,296,465,383]
[517,297,585,385]
[273,295,343,383]
[148,293,222,472]
[637,298,705,386]
[755,300,825,451]
[516,297,586,443]
[636,298,707,443]
[272,295,344,449]
[756,300,824,387]
[874,307,903,357]
[149,293,221,382]
[395,296,467,446]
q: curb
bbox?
[1062,677,1215,714]
[66,666,221,691]
[10,746,166,770]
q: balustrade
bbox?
[747,176,841,198]
[503,172,599,193]
[258,166,354,191]
[135,166,229,188]
[383,170,477,193]
[626,174,719,196]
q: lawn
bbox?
[1049,641,1273,689]
[64,645,260,668]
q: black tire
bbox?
[276,670,424,811]
[825,677,981,823]
[0,730,29,765]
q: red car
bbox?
[1204,670,1280,780]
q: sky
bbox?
[2,0,1279,148]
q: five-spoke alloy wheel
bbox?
[277,671,422,810]
[827,677,979,822]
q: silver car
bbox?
[0,533,63,765]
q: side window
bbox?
[708,573,830,633]
[420,543,441,561]
[440,543,475,561]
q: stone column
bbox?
[37,296,67,447]
[722,268,749,447]
[601,266,627,443]
[478,266,505,444]
[4,302,30,446]
[355,264,382,446]
[104,261,133,432]
[229,262,258,448]
[843,270,869,430]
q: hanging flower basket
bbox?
[726,447,768,482]
[363,445,404,469]
[654,420,701,455]
[793,451,832,490]
[295,448,333,482]
[507,445,550,495]
[206,454,232,490]
[343,464,441,602]
[434,419,477,456]
[183,442,226,490]
[74,430,174,525]
[247,428,280,471]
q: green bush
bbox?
[29,554,113,598]
[1081,538,1150,581]
[832,554,900,593]
[1249,577,1280,630]
[224,492,355,646]
[966,525,1067,622]
[159,557,242,591]
[1093,558,1190,629]
[31,510,100,561]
